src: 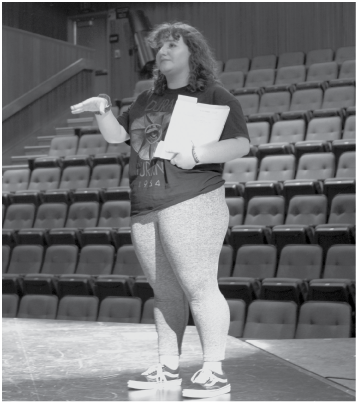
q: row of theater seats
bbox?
[3,243,355,308]
[2,193,355,257]
[2,294,353,339]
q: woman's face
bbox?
[156,35,191,79]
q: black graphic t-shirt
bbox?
[118,83,249,217]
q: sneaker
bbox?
[182,368,231,398]
[127,364,182,389]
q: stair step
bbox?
[24,146,50,156]
[37,136,54,146]
[55,127,75,136]
[11,155,47,165]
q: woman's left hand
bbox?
[166,142,196,169]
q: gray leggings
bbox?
[131,186,230,362]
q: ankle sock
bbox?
[202,361,223,375]
[159,355,180,370]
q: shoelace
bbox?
[191,368,212,384]
[142,364,166,382]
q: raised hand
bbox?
[70,97,109,115]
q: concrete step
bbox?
[11,155,47,165]
[24,146,50,156]
[37,136,55,146]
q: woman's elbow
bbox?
[235,137,250,157]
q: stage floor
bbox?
[2,318,355,401]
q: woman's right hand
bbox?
[70,97,109,115]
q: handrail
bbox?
[2,58,95,121]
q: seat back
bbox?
[65,202,99,228]
[295,301,351,338]
[141,298,155,324]
[28,168,61,191]
[218,245,234,277]
[7,245,43,274]
[41,245,78,275]
[57,296,99,321]
[120,164,130,186]
[339,60,355,80]
[232,245,277,278]
[133,79,154,97]
[335,151,355,178]
[277,245,323,280]
[98,297,142,323]
[113,245,144,276]
[258,92,291,114]
[289,88,323,112]
[76,245,114,275]
[33,203,67,229]
[270,120,305,144]
[275,65,306,85]
[234,93,260,115]
[227,299,246,338]
[220,71,244,91]
[3,203,36,230]
[89,164,121,189]
[223,157,258,183]
[2,294,19,318]
[250,54,276,70]
[321,86,355,110]
[296,153,335,180]
[76,134,108,156]
[306,48,333,68]
[224,57,250,74]
[226,197,244,227]
[98,201,131,228]
[328,194,355,224]
[277,52,305,68]
[343,116,355,140]
[245,69,275,88]
[258,155,295,181]
[243,300,297,339]
[2,169,30,192]
[17,295,58,319]
[306,117,342,141]
[246,122,270,146]
[306,62,338,82]
[59,166,90,190]
[323,245,355,280]
[48,136,78,157]
[3,245,11,273]
[286,195,327,226]
[335,46,355,65]
[244,196,285,226]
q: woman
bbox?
[71,22,249,399]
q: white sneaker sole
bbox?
[128,378,182,390]
[182,383,231,398]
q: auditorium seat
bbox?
[242,300,297,339]
[218,245,234,278]
[323,244,355,281]
[295,301,351,338]
[33,136,78,168]
[17,295,58,319]
[219,245,277,304]
[343,116,355,140]
[305,48,333,68]
[246,122,270,146]
[234,93,260,116]
[234,69,275,95]
[2,294,19,318]
[334,46,355,65]
[313,86,355,118]
[220,71,245,92]
[244,155,295,201]
[3,245,11,273]
[272,194,327,254]
[226,197,244,227]
[56,295,99,321]
[103,164,130,201]
[93,143,128,166]
[260,244,323,305]
[265,65,306,93]
[141,298,155,324]
[3,203,36,246]
[283,153,335,206]
[250,54,277,70]
[281,88,323,121]
[113,245,143,276]
[48,201,99,245]
[227,299,246,338]
[277,51,305,69]
[331,140,356,167]
[248,91,291,124]
[133,276,154,306]
[2,169,30,192]
[224,57,250,74]
[94,275,134,301]
[268,119,306,145]
[228,196,285,254]
[223,157,258,197]
[329,60,356,87]
[296,61,338,90]
[97,296,142,323]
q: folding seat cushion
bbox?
[2,245,11,273]
[265,65,306,93]
[226,197,244,227]
[342,116,355,140]
[277,51,305,69]
[41,245,79,275]
[242,300,297,339]
[224,57,250,74]
[141,298,155,324]
[249,92,291,124]
[112,245,144,276]
[329,60,356,87]
[269,120,306,144]
[234,94,260,116]
[17,295,58,319]
[250,54,277,70]
[75,245,114,276]
[296,62,338,90]
[334,46,355,65]
[3,203,36,230]
[327,193,355,225]
[313,86,355,118]
[2,294,19,318]
[220,71,244,92]
[323,245,355,280]
[97,296,142,323]
[19,167,61,193]
[305,48,333,68]
[218,245,234,278]
[295,301,352,338]
[56,295,99,321]
[2,169,30,192]
[332,151,355,179]
[226,299,246,338]
[281,88,323,121]
[236,69,275,95]
[48,136,78,157]
[223,157,258,184]
[246,122,270,146]
[6,245,43,275]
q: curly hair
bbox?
[147,22,220,95]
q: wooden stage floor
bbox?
[2,318,355,401]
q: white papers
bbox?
[154,95,230,160]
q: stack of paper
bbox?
[154,95,230,160]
